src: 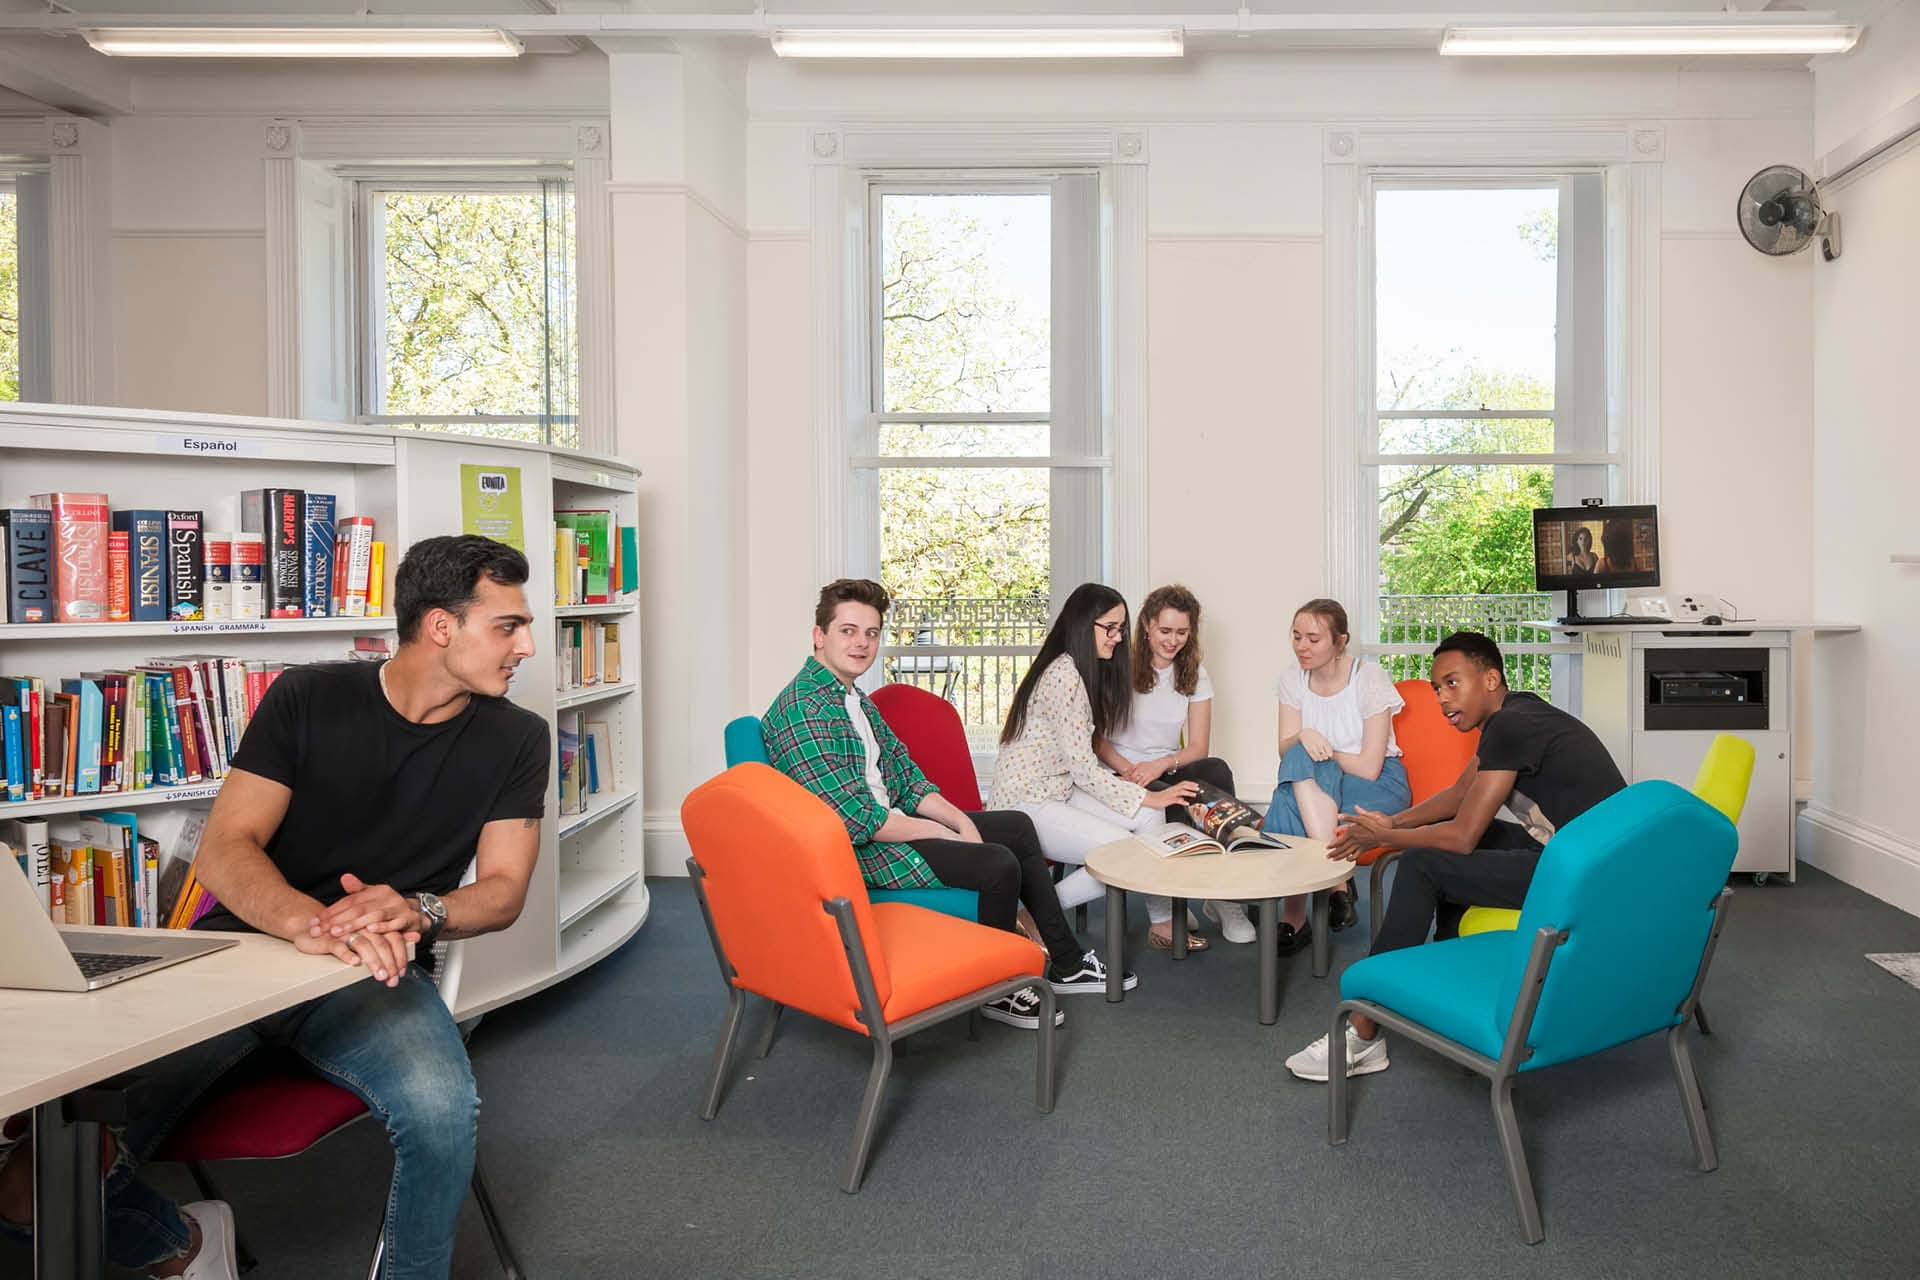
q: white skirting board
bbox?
[644,812,693,877]
[1797,805,1920,919]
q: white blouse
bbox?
[1106,663,1213,765]
[991,654,1147,816]
[1277,657,1404,757]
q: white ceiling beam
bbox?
[0,35,134,115]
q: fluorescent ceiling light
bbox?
[80,27,524,59]
[1440,24,1859,57]
[770,29,1184,59]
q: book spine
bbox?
[232,531,265,620]
[303,493,336,618]
[100,678,123,793]
[165,511,205,621]
[269,490,304,619]
[367,541,386,616]
[3,509,53,624]
[167,668,204,782]
[112,511,169,622]
[203,535,233,621]
[340,518,375,617]
[1,705,22,801]
[108,531,131,623]
[36,493,110,622]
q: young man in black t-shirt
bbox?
[1286,631,1625,1083]
[0,536,549,1280]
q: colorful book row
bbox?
[552,510,638,607]
[556,619,623,692]
[2,806,212,930]
[1,490,384,625]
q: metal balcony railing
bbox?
[883,592,1565,746]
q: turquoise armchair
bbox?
[1328,779,1739,1244]
[721,715,979,923]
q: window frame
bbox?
[350,170,580,449]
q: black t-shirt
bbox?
[1474,691,1626,847]
[196,660,550,932]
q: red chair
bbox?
[684,763,1056,1192]
[1360,678,1482,941]
[155,873,523,1278]
[870,682,982,809]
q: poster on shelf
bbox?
[459,464,525,551]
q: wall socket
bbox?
[1668,592,1717,622]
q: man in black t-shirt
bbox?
[1285,631,1625,1083]
[0,536,550,1280]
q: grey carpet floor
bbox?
[13,865,1920,1279]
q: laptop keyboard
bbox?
[72,952,162,979]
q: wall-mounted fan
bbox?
[1737,165,1841,261]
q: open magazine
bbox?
[1138,781,1291,857]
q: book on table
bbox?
[1138,784,1291,858]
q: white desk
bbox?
[1536,620,1860,881]
[3,929,372,1279]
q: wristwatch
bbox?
[413,891,449,947]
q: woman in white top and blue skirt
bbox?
[1094,584,1257,946]
[1260,598,1412,952]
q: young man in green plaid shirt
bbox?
[763,578,1133,1029]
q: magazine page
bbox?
[1138,825,1224,859]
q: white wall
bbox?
[1802,0,1920,914]
[741,51,1819,790]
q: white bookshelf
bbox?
[0,403,646,1021]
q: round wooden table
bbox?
[1086,833,1352,1024]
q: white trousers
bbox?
[1014,790,1185,924]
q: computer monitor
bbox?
[1533,503,1660,621]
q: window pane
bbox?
[878,421,1048,458]
[1379,462,1554,597]
[1378,416,1553,455]
[881,192,1050,415]
[376,187,577,445]
[0,188,16,402]
[1376,186,1557,412]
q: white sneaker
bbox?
[1203,899,1256,944]
[177,1201,238,1280]
[1285,1027,1390,1082]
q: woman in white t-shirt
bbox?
[1259,597,1412,951]
[1095,584,1253,948]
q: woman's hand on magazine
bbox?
[1299,728,1334,762]
[1141,780,1200,810]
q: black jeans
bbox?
[907,809,1084,972]
[1371,820,1544,956]
[1148,756,1237,828]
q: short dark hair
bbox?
[814,578,890,629]
[1433,630,1507,686]
[394,535,530,643]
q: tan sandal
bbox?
[1147,927,1210,952]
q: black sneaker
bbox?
[1049,949,1139,995]
[980,988,1065,1030]
[1275,921,1314,956]
[1328,889,1358,932]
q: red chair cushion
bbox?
[869,902,1046,1023]
[157,1072,369,1162]
[871,684,983,810]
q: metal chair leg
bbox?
[471,1157,527,1279]
[1367,854,1397,944]
[699,987,747,1121]
[840,1035,895,1193]
[1034,983,1057,1113]
[1311,890,1331,979]
[365,1217,386,1280]
[755,1001,784,1059]
[1692,999,1714,1037]
[1328,1007,1353,1145]
[1490,1075,1544,1245]
[1667,1024,1719,1172]
[187,1161,259,1274]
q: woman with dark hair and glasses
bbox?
[991,583,1203,958]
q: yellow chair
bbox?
[1458,735,1756,955]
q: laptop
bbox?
[1,859,236,992]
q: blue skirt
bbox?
[1261,745,1411,837]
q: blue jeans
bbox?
[4,963,477,1278]
[1262,745,1412,837]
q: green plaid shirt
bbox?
[762,657,944,889]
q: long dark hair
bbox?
[1132,584,1203,697]
[1001,583,1133,746]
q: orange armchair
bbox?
[1361,679,1481,941]
[682,763,1058,1193]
